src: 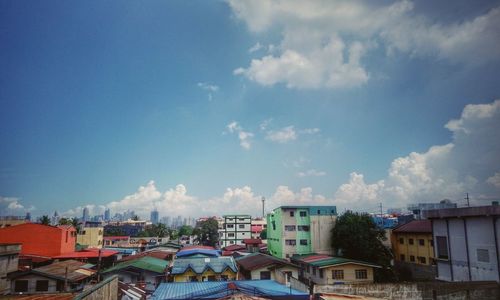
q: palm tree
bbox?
[39,215,50,225]
[71,217,80,233]
[153,223,167,237]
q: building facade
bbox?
[76,227,104,248]
[0,216,28,228]
[171,256,238,282]
[267,206,337,259]
[0,243,20,295]
[425,205,500,282]
[251,218,267,240]
[150,210,159,225]
[219,215,251,247]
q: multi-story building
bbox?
[76,227,104,248]
[82,207,90,222]
[391,220,435,280]
[251,218,267,240]
[408,200,457,220]
[151,210,159,225]
[267,206,337,259]
[219,215,251,247]
[104,208,110,221]
[424,205,500,282]
[0,243,20,295]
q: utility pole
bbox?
[262,197,265,219]
[465,193,470,207]
[96,248,102,282]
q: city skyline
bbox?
[1,0,500,219]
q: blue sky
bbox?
[1,0,500,219]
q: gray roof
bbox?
[171,256,238,275]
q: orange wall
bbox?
[0,223,76,256]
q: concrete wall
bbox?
[310,214,335,255]
[77,227,104,248]
[10,275,58,294]
[315,281,500,300]
[0,244,20,295]
[248,265,298,280]
[74,275,118,300]
[304,264,374,285]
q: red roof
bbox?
[243,238,261,245]
[237,253,295,271]
[301,254,331,262]
[393,220,432,233]
[223,244,246,251]
[119,250,174,262]
[52,248,118,259]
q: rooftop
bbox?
[393,220,432,233]
[423,205,500,219]
[103,256,169,274]
[9,259,95,282]
[292,254,381,269]
[52,248,118,259]
[236,253,296,271]
[171,256,238,275]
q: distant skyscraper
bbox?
[82,207,89,222]
[104,208,110,221]
[51,211,60,225]
[151,209,159,225]
[25,212,31,221]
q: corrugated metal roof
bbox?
[103,256,168,274]
[12,260,96,282]
[176,249,220,258]
[171,256,237,275]
[152,280,308,300]
[236,253,296,271]
[392,220,432,233]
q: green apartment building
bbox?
[267,206,337,259]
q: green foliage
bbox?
[193,217,219,247]
[104,227,126,236]
[135,223,169,237]
[132,215,139,221]
[39,215,50,225]
[331,211,394,282]
[260,228,267,239]
[58,218,72,225]
[178,225,194,236]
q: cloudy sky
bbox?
[1,0,499,219]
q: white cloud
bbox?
[487,173,500,188]
[259,118,273,131]
[333,99,500,211]
[228,0,500,89]
[0,196,33,215]
[248,42,264,53]
[197,82,219,101]
[226,121,254,150]
[266,125,297,143]
[300,128,320,134]
[297,169,327,178]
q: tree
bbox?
[260,228,267,239]
[331,211,394,281]
[104,227,126,236]
[193,218,219,247]
[178,225,194,236]
[39,215,50,225]
[151,223,168,237]
[58,218,72,225]
[132,215,139,221]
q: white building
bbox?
[425,205,500,282]
[219,215,251,247]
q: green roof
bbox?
[102,256,168,274]
[308,257,381,269]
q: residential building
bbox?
[0,223,77,257]
[267,206,337,259]
[171,256,238,282]
[0,216,28,228]
[103,236,130,247]
[8,260,95,294]
[152,280,309,300]
[236,252,299,280]
[219,215,251,247]
[102,256,168,291]
[151,209,159,225]
[251,218,267,240]
[391,220,435,280]
[408,199,457,220]
[0,243,21,295]
[292,254,380,285]
[76,227,104,248]
[424,205,500,282]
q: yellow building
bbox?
[77,227,104,248]
[391,220,435,280]
[292,254,380,285]
[171,256,238,282]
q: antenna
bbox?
[465,193,470,207]
[262,197,265,218]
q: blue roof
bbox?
[171,256,237,275]
[176,249,220,258]
[152,280,309,300]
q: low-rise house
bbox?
[0,243,21,295]
[102,256,168,291]
[424,204,500,282]
[236,252,299,281]
[104,236,131,248]
[8,260,95,294]
[391,219,435,280]
[76,227,104,248]
[171,256,238,282]
[292,254,380,285]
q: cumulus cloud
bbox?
[266,125,297,143]
[0,196,33,215]
[226,121,254,150]
[333,99,500,211]
[228,0,500,89]
[297,169,327,178]
[248,42,264,53]
[197,82,219,101]
[487,173,500,188]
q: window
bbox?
[418,256,426,264]
[36,280,49,292]
[14,280,28,292]
[477,249,489,262]
[300,239,308,246]
[189,276,198,282]
[410,255,415,262]
[419,239,425,246]
[285,239,296,246]
[66,231,68,242]
[208,275,216,281]
[227,224,234,229]
[317,210,321,215]
[399,238,404,244]
[228,218,234,222]
[400,254,405,261]
[355,269,368,279]
[409,238,414,245]
[332,270,344,280]
[228,233,235,237]
[285,225,296,231]
[221,275,228,281]
[312,267,316,275]
[299,211,307,217]
[319,269,324,278]
[238,218,246,221]
[429,240,434,247]
[272,221,276,230]
[290,211,295,217]
[239,224,245,229]
[436,236,449,259]
[260,271,271,280]
[297,225,310,231]
[230,241,234,244]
